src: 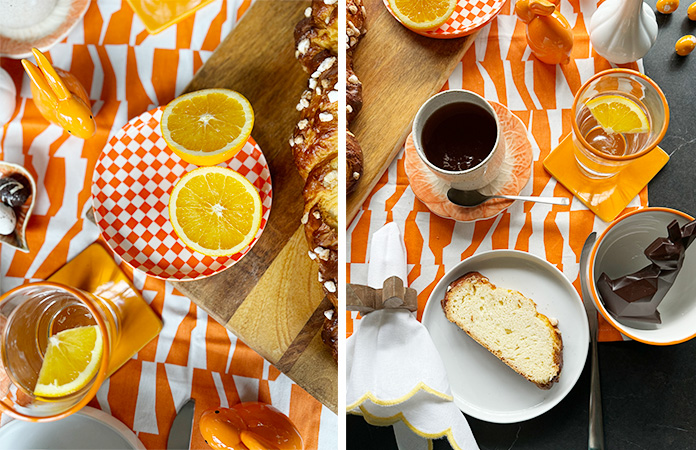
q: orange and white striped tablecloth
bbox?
[0,1,335,449]
[348,0,643,343]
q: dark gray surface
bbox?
[348,1,696,448]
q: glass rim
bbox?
[0,281,111,422]
[571,68,670,162]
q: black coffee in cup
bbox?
[421,102,498,172]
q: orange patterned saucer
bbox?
[404,101,533,222]
[91,107,272,281]
[383,0,506,38]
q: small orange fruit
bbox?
[657,0,679,13]
[676,35,696,56]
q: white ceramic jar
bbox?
[589,0,658,64]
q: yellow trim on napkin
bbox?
[347,381,453,411]
[354,405,465,450]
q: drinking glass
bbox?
[0,282,120,422]
[572,68,669,179]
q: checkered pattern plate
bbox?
[384,0,506,38]
[92,107,272,281]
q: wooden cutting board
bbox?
[170,0,479,413]
[347,2,479,222]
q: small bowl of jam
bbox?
[412,90,505,191]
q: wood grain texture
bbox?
[347,0,479,222]
[226,228,324,364]
[171,0,338,411]
[174,0,309,324]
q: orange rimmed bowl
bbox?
[589,207,696,345]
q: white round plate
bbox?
[0,407,144,449]
[421,250,589,423]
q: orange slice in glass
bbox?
[34,325,103,398]
[585,95,650,134]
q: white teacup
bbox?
[412,90,505,191]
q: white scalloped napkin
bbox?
[347,222,479,450]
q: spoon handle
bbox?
[491,194,570,206]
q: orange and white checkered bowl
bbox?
[383,0,506,38]
[91,107,272,281]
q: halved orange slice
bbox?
[168,166,262,257]
[161,89,254,166]
[388,0,457,31]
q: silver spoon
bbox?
[447,188,570,207]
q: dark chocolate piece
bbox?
[0,175,30,208]
[597,219,696,324]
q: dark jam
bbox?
[422,102,497,172]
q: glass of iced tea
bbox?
[0,282,119,422]
[572,69,669,178]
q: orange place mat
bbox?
[125,0,217,34]
[48,243,162,377]
[383,0,506,38]
[403,101,534,222]
[543,134,669,223]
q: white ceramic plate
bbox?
[0,407,144,449]
[421,250,589,423]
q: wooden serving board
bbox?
[347,0,479,222]
[169,0,479,413]
[173,0,338,412]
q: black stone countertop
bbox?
[348,1,696,448]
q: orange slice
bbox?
[161,89,254,165]
[168,166,262,257]
[388,0,457,31]
[585,95,650,134]
[34,325,103,398]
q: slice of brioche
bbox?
[441,272,563,389]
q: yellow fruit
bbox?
[388,0,457,31]
[675,35,696,56]
[585,95,650,134]
[169,166,262,257]
[34,326,103,398]
[161,89,254,166]
[656,0,679,13]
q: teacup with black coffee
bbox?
[413,90,505,191]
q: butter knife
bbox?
[168,398,195,450]
[580,232,604,450]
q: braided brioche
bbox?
[292,0,366,361]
